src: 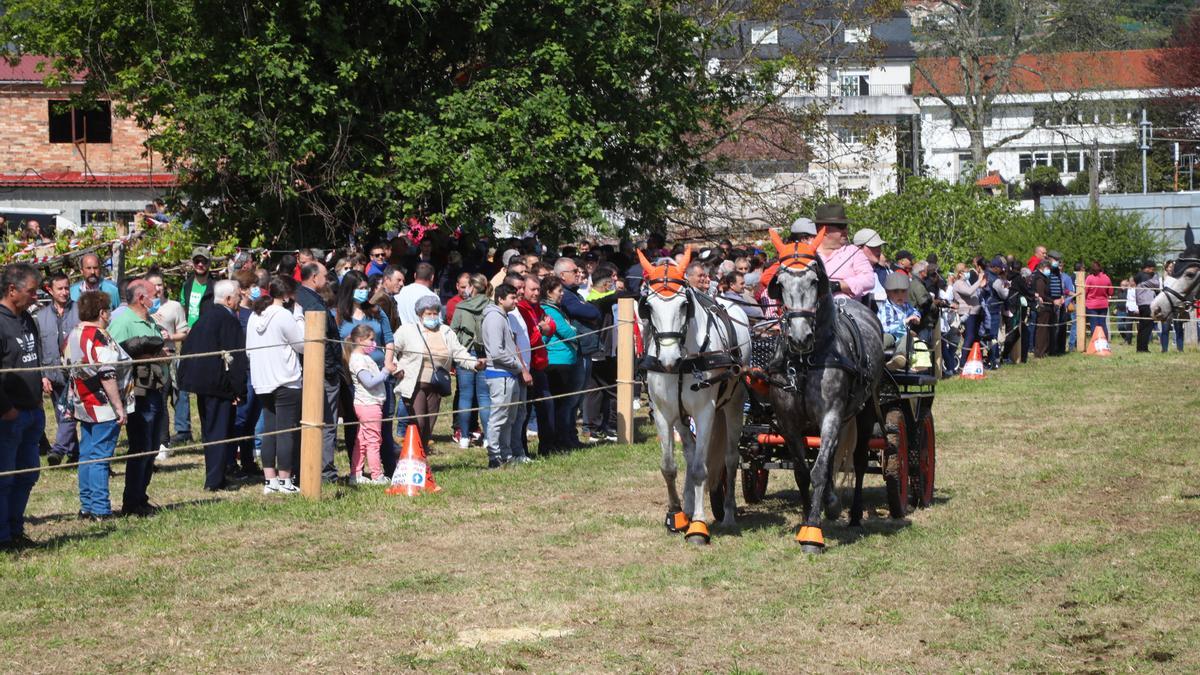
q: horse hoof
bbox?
[801,544,826,555]
[795,525,825,550]
[684,520,710,545]
[664,510,690,533]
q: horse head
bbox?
[1151,224,1200,320]
[637,245,693,370]
[769,227,828,355]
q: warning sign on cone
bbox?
[960,342,986,380]
[386,425,441,496]
[1085,325,1112,357]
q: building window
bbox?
[1067,152,1083,173]
[839,74,868,97]
[834,125,863,144]
[48,100,112,144]
[1017,152,1053,174]
[750,25,778,45]
[844,27,869,43]
[1083,149,1117,172]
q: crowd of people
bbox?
[0,211,1196,549]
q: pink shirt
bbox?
[819,245,876,300]
[1084,272,1113,310]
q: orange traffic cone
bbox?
[1085,325,1112,357]
[386,425,441,496]
[960,342,986,380]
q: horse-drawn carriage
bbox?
[737,328,937,520]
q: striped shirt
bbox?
[877,301,920,343]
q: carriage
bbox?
[732,326,938,520]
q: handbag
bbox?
[416,325,454,397]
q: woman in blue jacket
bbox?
[540,276,579,453]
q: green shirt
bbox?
[182,279,208,327]
[108,310,167,390]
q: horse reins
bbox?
[1159,256,1200,314]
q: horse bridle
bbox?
[1159,256,1200,314]
[640,278,692,346]
[776,251,826,330]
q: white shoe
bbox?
[354,475,372,485]
[277,478,299,494]
[632,400,642,410]
[263,479,280,495]
[156,444,170,462]
[371,475,391,485]
[457,436,470,449]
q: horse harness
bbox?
[1159,256,1200,315]
[640,287,745,413]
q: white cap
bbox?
[852,228,886,247]
[789,217,817,237]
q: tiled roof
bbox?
[0,171,175,188]
[975,172,1004,188]
[913,49,1175,96]
[0,56,85,84]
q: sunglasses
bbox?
[371,253,386,258]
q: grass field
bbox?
[2,347,1199,672]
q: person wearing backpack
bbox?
[449,273,491,449]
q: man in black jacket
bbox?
[178,279,249,491]
[294,262,342,482]
[0,263,46,549]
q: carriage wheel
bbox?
[710,467,727,523]
[883,406,910,519]
[741,465,770,504]
[911,412,936,509]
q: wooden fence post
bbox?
[299,311,327,498]
[616,298,635,445]
[1075,270,1086,353]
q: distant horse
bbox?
[1151,225,1199,321]
[637,247,751,545]
[765,228,884,554]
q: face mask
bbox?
[362,340,377,355]
[1041,269,1051,277]
[1051,261,1060,269]
[423,316,441,330]
[249,286,262,301]
[353,288,369,304]
[338,270,348,282]
[150,297,162,313]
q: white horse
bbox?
[1151,225,1199,321]
[637,247,751,545]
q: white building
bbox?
[693,5,919,237]
[914,49,1169,188]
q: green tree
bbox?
[847,176,1026,265]
[2,0,768,246]
[982,205,1166,279]
[1023,165,1064,208]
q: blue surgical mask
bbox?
[249,286,262,301]
[422,316,441,330]
[150,297,162,313]
[353,288,369,304]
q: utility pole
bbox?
[1139,108,1151,194]
[1174,142,1180,192]
[1089,141,1099,210]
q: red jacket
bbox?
[517,299,552,371]
[446,294,464,324]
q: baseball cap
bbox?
[852,228,885,247]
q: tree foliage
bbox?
[980,205,1166,279]
[2,0,767,246]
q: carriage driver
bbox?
[877,272,921,370]
[813,204,875,301]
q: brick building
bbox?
[0,57,173,235]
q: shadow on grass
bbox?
[25,498,226,549]
[729,484,923,549]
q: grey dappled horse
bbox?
[765,229,884,554]
[637,247,751,545]
[1151,225,1200,321]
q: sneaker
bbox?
[263,479,280,495]
[354,475,373,485]
[453,429,462,444]
[470,431,482,443]
[458,436,470,449]
[170,433,192,446]
[512,456,533,465]
[526,429,537,439]
[632,399,642,410]
[121,502,160,517]
[277,478,300,494]
[604,432,618,442]
[371,475,390,485]
[156,445,170,462]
